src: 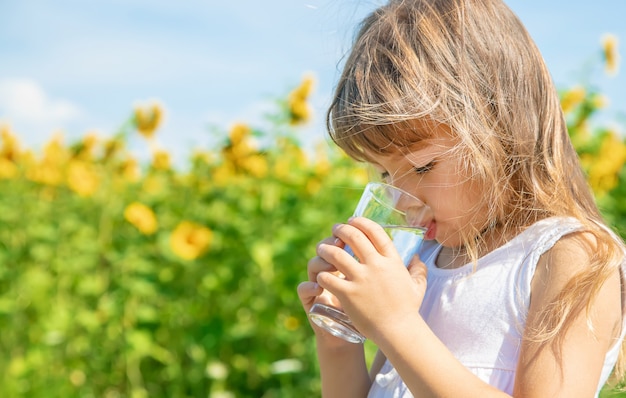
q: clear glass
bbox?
[308,182,430,343]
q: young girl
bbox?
[297,0,626,396]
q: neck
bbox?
[436,246,470,269]
[435,222,515,269]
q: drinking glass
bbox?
[308,182,431,343]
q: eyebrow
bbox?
[393,141,432,160]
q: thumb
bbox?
[406,254,428,283]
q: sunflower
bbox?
[67,160,100,197]
[124,202,158,235]
[601,33,620,76]
[170,221,213,260]
[134,101,164,139]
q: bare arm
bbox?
[297,234,373,397]
[372,311,510,397]
[514,232,622,396]
[316,333,371,397]
[297,280,372,397]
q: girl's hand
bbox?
[297,235,356,344]
[297,236,342,312]
[315,216,428,343]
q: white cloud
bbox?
[0,78,82,145]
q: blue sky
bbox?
[0,1,624,163]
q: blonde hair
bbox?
[327,0,626,384]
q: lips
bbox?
[424,220,437,240]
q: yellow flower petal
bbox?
[119,158,141,182]
[560,86,586,113]
[1,124,21,162]
[170,221,212,260]
[587,132,626,196]
[124,202,158,235]
[0,158,18,179]
[601,33,620,77]
[241,154,268,178]
[229,123,251,145]
[134,101,165,139]
[43,133,69,166]
[67,160,100,197]
[151,150,171,171]
[287,75,315,125]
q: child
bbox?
[296,0,626,396]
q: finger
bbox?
[307,255,339,282]
[331,222,379,266]
[297,281,324,310]
[307,236,345,281]
[406,254,428,282]
[332,219,398,268]
[319,235,344,248]
[316,239,359,279]
[348,216,398,258]
[316,270,351,301]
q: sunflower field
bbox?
[0,37,624,397]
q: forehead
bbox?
[369,132,460,166]
[397,127,459,157]
[346,119,457,162]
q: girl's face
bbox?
[367,130,491,248]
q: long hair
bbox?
[327,0,626,383]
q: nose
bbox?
[404,203,431,228]
[388,186,430,228]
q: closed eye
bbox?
[413,161,435,174]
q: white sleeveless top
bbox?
[368,217,626,397]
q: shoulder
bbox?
[532,229,620,302]
[507,216,585,262]
[534,230,596,286]
[531,229,622,344]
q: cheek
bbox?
[429,177,489,246]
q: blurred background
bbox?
[0,1,625,397]
[1,0,625,158]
